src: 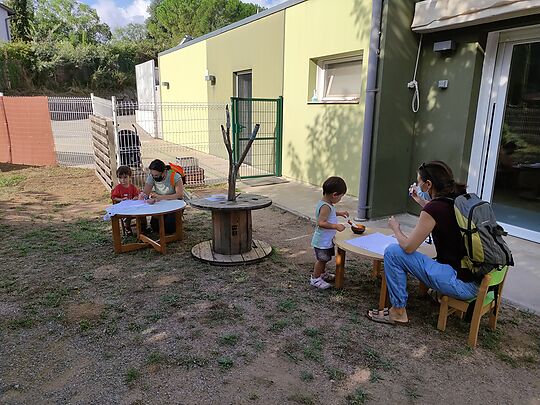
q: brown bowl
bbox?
[351,224,366,234]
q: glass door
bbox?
[482,35,540,241]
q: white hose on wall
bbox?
[408,35,423,113]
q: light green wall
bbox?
[158,41,210,152]
[206,12,285,160]
[281,0,371,196]
[206,12,285,103]
[159,40,208,103]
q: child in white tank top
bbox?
[310,177,349,289]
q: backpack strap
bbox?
[170,170,176,187]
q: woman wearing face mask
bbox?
[139,159,184,234]
[409,179,432,205]
[367,161,479,325]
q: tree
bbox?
[147,0,261,48]
[112,23,148,42]
[6,0,33,42]
[33,0,111,45]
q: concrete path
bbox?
[239,178,540,313]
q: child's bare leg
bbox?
[313,260,326,278]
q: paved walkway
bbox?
[239,177,540,313]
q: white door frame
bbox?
[468,25,540,243]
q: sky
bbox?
[83,0,289,30]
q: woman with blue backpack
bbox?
[366,161,480,325]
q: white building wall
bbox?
[135,59,160,138]
[0,9,10,42]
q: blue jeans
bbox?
[383,244,479,308]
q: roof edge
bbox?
[0,3,15,15]
[158,0,307,57]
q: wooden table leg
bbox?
[335,247,346,289]
[111,216,123,254]
[136,217,142,240]
[159,214,166,254]
[378,269,390,310]
[174,210,183,240]
[372,260,382,279]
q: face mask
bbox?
[416,185,431,201]
[153,175,164,182]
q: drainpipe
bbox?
[356,0,384,220]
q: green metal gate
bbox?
[231,97,283,178]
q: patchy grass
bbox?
[218,333,239,346]
[287,393,318,405]
[217,356,234,371]
[0,174,25,188]
[345,388,369,405]
[300,370,314,382]
[1,167,539,404]
[125,368,141,385]
[363,348,394,371]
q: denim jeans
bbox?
[383,244,479,308]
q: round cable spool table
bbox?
[190,193,273,265]
[106,199,186,254]
[334,226,436,310]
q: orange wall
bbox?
[0,96,57,166]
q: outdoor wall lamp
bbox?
[204,70,216,85]
[162,81,170,89]
[433,40,456,53]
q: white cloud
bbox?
[93,0,150,29]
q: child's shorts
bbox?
[314,247,335,263]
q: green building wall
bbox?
[370,5,540,218]
[369,0,419,217]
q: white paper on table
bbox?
[345,232,398,256]
[103,199,186,220]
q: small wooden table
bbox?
[107,199,186,254]
[334,226,436,310]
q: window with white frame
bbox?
[315,55,362,102]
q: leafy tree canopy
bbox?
[6,0,33,41]
[33,0,111,44]
[147,0,262,48]
[112,23,148,42]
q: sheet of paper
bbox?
[345,232,398,256]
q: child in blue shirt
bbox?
[310,176,349,289]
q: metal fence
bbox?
[83,96,282,189]
[232,97,282,178]
[115,100,231,188]
[48,96,94,167]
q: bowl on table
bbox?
[351,224,366,234]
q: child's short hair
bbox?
[322,176,347,195]
[116,165,132,177]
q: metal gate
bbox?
[231,97,283,178]
[48,96,94,167]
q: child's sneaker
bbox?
[321,272,335,282]
[310,276,331,289]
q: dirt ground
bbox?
[0,165,539,405]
